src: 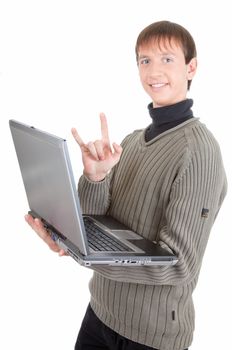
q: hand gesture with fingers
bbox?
[71,113,122,182]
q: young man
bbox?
[25,21,227,350]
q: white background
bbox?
[0,1,231,349]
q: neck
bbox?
[145,99,194,142]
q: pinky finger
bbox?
[112,143,123,163]
[112,143,123,155]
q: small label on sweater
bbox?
[172,310,175,321]
[201,208,209,218]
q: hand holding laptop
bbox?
[71,113,122,182]
[24,214,67,257]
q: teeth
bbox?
[151,83,166,88]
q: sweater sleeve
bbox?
[89,148,227,286]
[78,173,112,215]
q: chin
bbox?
[152,97,183,108]
[149,95,171,108]
[152,100,170,108]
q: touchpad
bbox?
[112,230,142,240]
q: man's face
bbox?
[137,39,197,108]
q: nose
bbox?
[146,61,163,79]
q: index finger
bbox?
[100,113,110,145]
[71,128,85,147]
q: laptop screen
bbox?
[9,120,89,255]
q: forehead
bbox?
[138,37,184,56]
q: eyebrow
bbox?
[138,51,176,59]
[138,55,150,59]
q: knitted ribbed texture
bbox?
[78,118,227,350]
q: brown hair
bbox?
[135,21,197,89]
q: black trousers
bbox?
[75,304,188,350]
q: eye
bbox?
[140,58,150,65]
[162,57,173,64]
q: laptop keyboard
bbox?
[84,218,133,252]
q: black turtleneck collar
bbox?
[145,99,194,142]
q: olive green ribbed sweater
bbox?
[78,118,227,350]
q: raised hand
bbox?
[71,113,122,182]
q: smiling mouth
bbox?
[150,83,167,88]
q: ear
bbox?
[187,57,197,80]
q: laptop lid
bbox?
[9,119,89,256]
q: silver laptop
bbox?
[9,119,178,267]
